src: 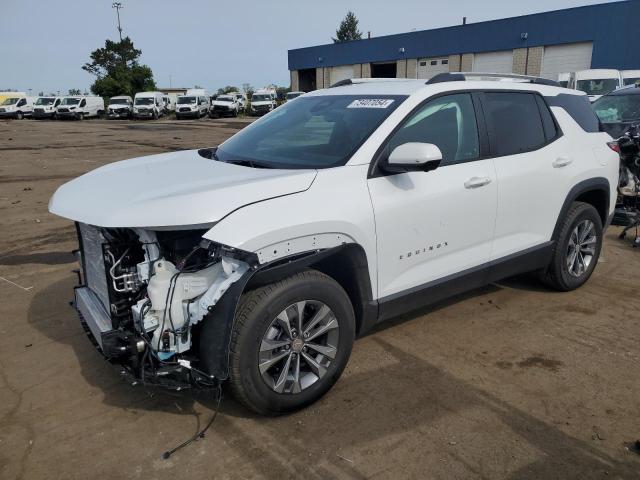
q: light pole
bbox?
[112,2,124,41]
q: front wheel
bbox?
[15,111,24,120]
[77,112,84,121]
[541,202,603,291]
[223,270,355,415]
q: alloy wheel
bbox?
[566,219,597,277]
[258,300,339,394]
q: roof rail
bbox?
[427,72,560,87]
[329,78,418,88]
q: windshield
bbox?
[216,95,406,169]
[286,92,302,100]
[61,98,80,105]
[593,94,640,123]
[135,97,154,105]
[624,77,640,86]
[217,96,233,102]
[576,79,619,96]
[177,96,196,104]
[35,98,55,106]
[1,98,20,105]
[110,98,130,105]
[252,94,271,102]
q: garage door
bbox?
[472,50,513,74]
[330,65,353,85]
[540,42,593,80]
[417,57,450,79]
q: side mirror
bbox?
[383,142,442,173]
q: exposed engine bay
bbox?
[74,223,254,388]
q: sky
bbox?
[0,0,621,95]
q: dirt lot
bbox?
[1,118,640,480]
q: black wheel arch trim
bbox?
[200,243,376,380]
[551,177,611,241]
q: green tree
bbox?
[332,11,363,43]
[82,36,155,98]
[68,88,82,95]
[217,85,239,95]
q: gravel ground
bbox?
[1,118,640,480]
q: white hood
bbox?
[49,150,317,228]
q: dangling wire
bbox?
[162,383,222,460]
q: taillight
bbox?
[607,141,621,154]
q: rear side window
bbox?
[545,94,600,132]
[482,92,546,157]
[535,95,558,141]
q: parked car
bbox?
[49,74,618,415]
[592,84,640,138]
[32,96,62,119]
[622,70,640,86]
[232,92,247,111]
[133,92,164,120]
[574,69,623,102]
[250,89,277,115]
[0,95,33,119]
[209,94,242,117]
[176,91,209,119]
[56,96,104,120]
[107,95,133,119]
[285,91,304,102]
[162,94,176,114]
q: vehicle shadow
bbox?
[0,251,75,266]
[27,276,639,478]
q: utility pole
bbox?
[112,2,124,41]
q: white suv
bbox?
[49,74,618,415]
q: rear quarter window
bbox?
[545,93,600,132]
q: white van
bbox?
[133,92,164,119]
[56,96,105,120]
[250,89,277,116]
[285,91,304,102]
[162,95,176,113]
[33,96,62,119]
[557,73,572,89]
[176,91,209,119]
[622,70,640,86]
[573,69,623,102]
[107,95,133,119]
[231,91,247,111]
[0,95,34,119]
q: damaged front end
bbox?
[73,222,256,389]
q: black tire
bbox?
[153,110,158,120]
[78,112,84,121]
[16,111,23,120]
[222,270,355,415]
[541,201,603,291]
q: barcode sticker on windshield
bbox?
[347,99,395,109]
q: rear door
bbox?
[481,91,570,260]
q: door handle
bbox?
[464,176,492,189]
[553,156,573,168]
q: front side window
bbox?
[79,99,86,107]
[387,93,480,165]
[483,92,546,157]
[216,95,406,169]
[17,99,26,107]
[624,77,639,86]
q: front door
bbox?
[367,93,497,303]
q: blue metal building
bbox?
[287,0,640,91]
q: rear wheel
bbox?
[225,270,355,415]
[541,202,603,291]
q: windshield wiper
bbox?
[223,159,275,169]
